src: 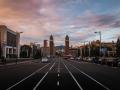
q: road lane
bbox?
[36,58,80,90]
[6,62,55,90]
[66,59,120,90]
[33,62,55,90]
[64,60,110,90]
[63,61,83,90]
[0,60,52,90]
[1,58,120,90]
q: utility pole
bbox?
[95,31,102,57]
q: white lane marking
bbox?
[6,63,50,90]
[58,59,60,73]
[63,61,83,90]
[68,62,111,90]
[33,63,55,90]
[58,73,60,77]
[57,81,59,86]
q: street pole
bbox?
[100,32,101,57]
[95,31,101,57]
[84,42,85,57]
[89,42,91,57]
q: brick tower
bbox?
[65,35,69,55]
[49,35,54,57]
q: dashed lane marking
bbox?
[57,81,59,86]
[58,73,60,77]
[63,61,83,90]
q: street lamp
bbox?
[16,31,23,58]
[94,31,101,57]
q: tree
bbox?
[116,37,120,57]
[20,51,27,58]
[33,49,42,59]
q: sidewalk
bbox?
[0,58,35,65]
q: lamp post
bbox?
[80,41,90,57]
[94,31,101,57]
[16,32,23,58]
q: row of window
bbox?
[7,32,17,47]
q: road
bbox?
[0,58,120,90]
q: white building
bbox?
[0,25,21,58]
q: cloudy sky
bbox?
[0,0,120,46]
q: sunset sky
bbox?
[0,0,120,46]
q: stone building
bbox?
[0,25,21,58]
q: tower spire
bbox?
[65,35,69,55]
[49,35,54,57]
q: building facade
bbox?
[41,40,49,57]
[0,25,21,58]
[79,40,116,57]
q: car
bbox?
[117,58,120,67]
[118,62,120,67]
[83,57,89,62]
[76,57,81,61]
[87,57,92,62]
[70,57,74,60]
[41,58,49,63]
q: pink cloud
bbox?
[0,0,66,44]
[73,10,119,29]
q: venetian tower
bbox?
[65,35,69,55]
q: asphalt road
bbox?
[0,58,120,90]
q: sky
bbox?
[0,0,120,46]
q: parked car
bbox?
[118,62,120,67]
[116,58,120,67]
[76,57,81,61]
[88,57,94,62]
[83,57,88,62]
[83,57,92,62]
[41,58,49,63]
[70,57,74,60]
